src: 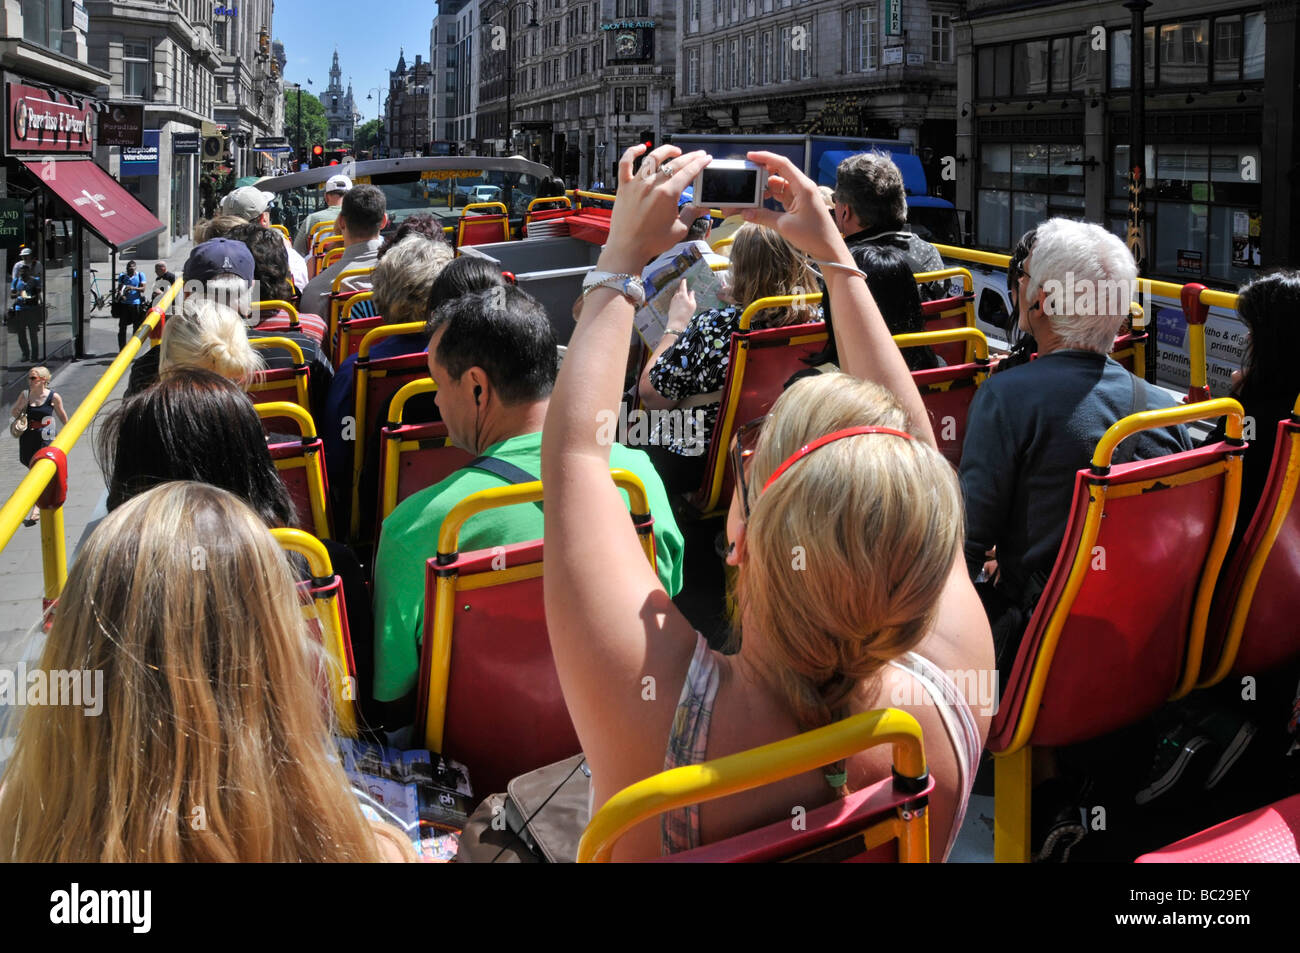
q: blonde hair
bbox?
[27,366,51,385]
[159,298,264,386]
[193,215,248,244]
[728,223,820,327]
[0,482,384,861]
[736,374,963,785]
[372,235,454,326]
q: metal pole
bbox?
[297,84,302,158]
[1124,0,1153,381]
[506,9,512,156]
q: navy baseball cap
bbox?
[183,238,255,284]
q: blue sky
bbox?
[274,0,435,126]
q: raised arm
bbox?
[541,145,711,781]
[740,151,936,449]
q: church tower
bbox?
[321,49,356,144]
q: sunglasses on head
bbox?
[729,416,915,522]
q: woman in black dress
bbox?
[9,365,68,526]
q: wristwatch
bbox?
[581,271,646,306]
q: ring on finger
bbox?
[659,163,675,178]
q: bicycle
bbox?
[86,267,110,314]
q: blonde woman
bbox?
[543,144,994,860]
[637,222,824,491]
[9,365,68,526]
[126,296,265,398]
[0,481,413,862]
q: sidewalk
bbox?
[0,235,192,664]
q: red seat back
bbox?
[687,321,828,515]
[990,428,1243,752]
[911,365,981,468]
[268,438,334,539]
[921,293,974,366]
[418,540,578,795]
[1203,412,1300,681]
[337,315,385,366]
[377,419,474,522]
[1136,792,1300,863]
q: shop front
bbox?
[2,77,164,394]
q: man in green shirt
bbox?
[372,284,685,728]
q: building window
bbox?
[844,4,878,73]
[713,42,724,90]
[636,86,647,111]
[931,13,952,64]
[796,21,810,78]
[687,47,701,94]
[214,19,228,51]
[1158,19,1208,86]
[977,142,1086,250]
[124,41,152,99]
[759,29,772,84]
[779,25,791,82]
[1111,14,1259,90]
[1012,40,1049,96]
[728,37,739,88]
[744,34,755,86]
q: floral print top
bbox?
[647,304,823,456]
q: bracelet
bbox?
[661,329,682,338]
[812,259,870,281]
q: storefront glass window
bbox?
[1159,20,1208,86]
[1012,40,1049,96]
[978,142,1085,251]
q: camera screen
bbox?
[700,166,759,205]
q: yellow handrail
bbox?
[893,326,990,362]
[578,707,929,862]
[738,292,824,331]
[0,276,184,606]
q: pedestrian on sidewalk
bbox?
[8,366,68,526]
[10,265,42,362]
[113,260,147,349]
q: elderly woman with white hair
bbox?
[959,218,1193,676]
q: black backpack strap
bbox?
[1114,372,1148,466]
[465,455,543,510]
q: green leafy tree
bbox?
[355,119,382,155]
[284,89,328,153]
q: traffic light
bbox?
[310,144,324,168]
[632,129,655,175]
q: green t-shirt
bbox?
[371,431,685,703]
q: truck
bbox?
[665,133,961,245]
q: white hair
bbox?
[372,236,454,326]
[1025,218,1137,354]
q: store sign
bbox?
[1154,302,1246,396]
[885,0,902,37]
[99,103,144,147]
[0,198,24,245]
[906,52,924,66]
[882,46,904,66]
[6,83,93,155]
[72,3,89,32]
[172,131,201,155]
[121,130,160,176]
[600,20,654,30]
[1176,248,1203,274]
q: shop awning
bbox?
[20,158,165,249]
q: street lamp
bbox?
[481,0,539,155]
[366,88,386,157]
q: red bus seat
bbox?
[456,202,510,248]
[272,528,358,736]
[350,323,432,541]
[378,378,473,524]
[416,473,658,795]
[327,266,375,343]
[685,293,827,518]
[258,401,334,540]
[917,267,975,366]
[251,299,326,345]
[1201,395,1300,685]
[894,327,990,469]
[523,196,573,236]
[334,291,380,365]
[990,399,1246,862]
[579,708,933,863]
[247,336,310,421]
[1135,792,1300,863]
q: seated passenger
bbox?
[638,222,823,494]
[990,227,1039,376]
[794,242,941,381]
[321,233,456,497]
[228,223,334,418]
[300,185,387,321]
[959,217,1193,673]
[126,238,264,397]
[293,172,351,256]
[0,481,411,861]
[193,213,248,245]
[88,367,377,721]
[542,144,992,860]
[1203,270,1300,536]
[832,151,950,301]
[219,186,309,290]
[371,283,687,728]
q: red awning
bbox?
[21,158,165,249]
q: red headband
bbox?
[761,426,915,494]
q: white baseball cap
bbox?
[326,174,353,194]
[219,186,275,221]
[19,247,31,257]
